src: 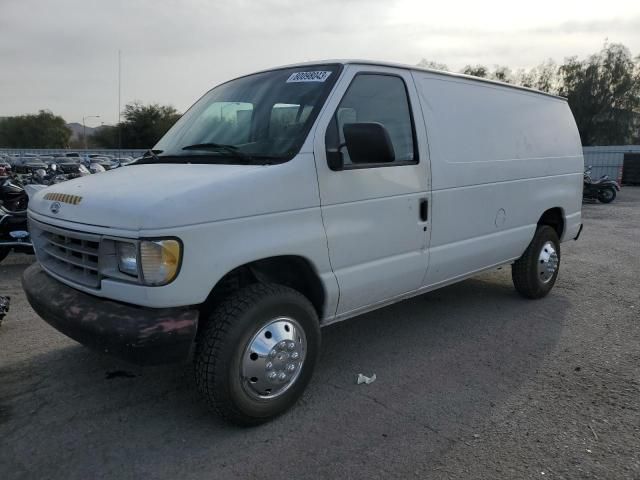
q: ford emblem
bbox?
[50,202,61,214]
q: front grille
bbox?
[30,220,101,288]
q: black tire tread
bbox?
[512,225,560,299]
[194,283,316,425]
[598,187,616,203]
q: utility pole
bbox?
[118,49,122,156]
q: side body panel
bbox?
[412,71,583,287]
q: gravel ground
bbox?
[1,188,639,479]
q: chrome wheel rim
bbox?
[538,241,559,283]
[240,317,307,400]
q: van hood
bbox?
[29,162,317,230]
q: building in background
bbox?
[582,146,640,185]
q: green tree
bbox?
[559,43,640,145]
[90,125,120,149]
[461,65,489,78]
[513,61,560,93]
[92,102,181,149]
[420,44,640,145]
[416,59,449,71]
[0,110,71,148]
[491,66,513,83]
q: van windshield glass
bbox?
[152,65,341,164]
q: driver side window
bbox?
[325,74,417,167]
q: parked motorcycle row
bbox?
[0,152,137,186]
[0,152,139,265]
[0,174,39,264]
[583,166,620,203]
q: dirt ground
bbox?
[1,188,639,479]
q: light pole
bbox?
[82,115,100,151]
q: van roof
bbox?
[256,59,566,101]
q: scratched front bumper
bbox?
[22,264,199,365]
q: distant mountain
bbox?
[66,122,98,141]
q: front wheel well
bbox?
[537,207,565,239]
[200,256,326,326]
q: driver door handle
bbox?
[420,198,428,222]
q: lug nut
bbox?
[290,352,299,360]
[268,372,277,381]
[287,342,296,351]
[286,364,296,372]
[278,341,287,350]
[265,362,273,370]
[269,350,277,358]
[278,372,287,381]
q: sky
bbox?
[1,0,640,124]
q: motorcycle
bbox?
[583,166,620,204]
[56,160,91,179]
[32,166,71,185]
[0,175,38,264]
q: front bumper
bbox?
[22,264,199,365]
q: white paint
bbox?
[28,60,583,322]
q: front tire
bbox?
[194,283,320,426]
[598,187,616,203]
[512,225,561,299]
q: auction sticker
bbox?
[286,71,332,83]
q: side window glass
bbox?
[325,74,416,166]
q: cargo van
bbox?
[22,61,583,425]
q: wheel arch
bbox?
[537,207,565,240]
[200,255,327,325]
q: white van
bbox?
[23,61,583,425]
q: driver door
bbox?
[313,65,431,318]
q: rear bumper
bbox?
[22,264,199,365]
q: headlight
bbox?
[116,242,138,277]
[115,238,181,286]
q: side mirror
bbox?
[343,122,395,165]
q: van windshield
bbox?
[150,65,341,165]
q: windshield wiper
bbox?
[134,144,278,166]
[133,149,165,165]
[182,143,240,152]
[181,142,259,163]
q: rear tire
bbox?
[512,225,561,299]
[598,187,616,203]
[194,283,320,426]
